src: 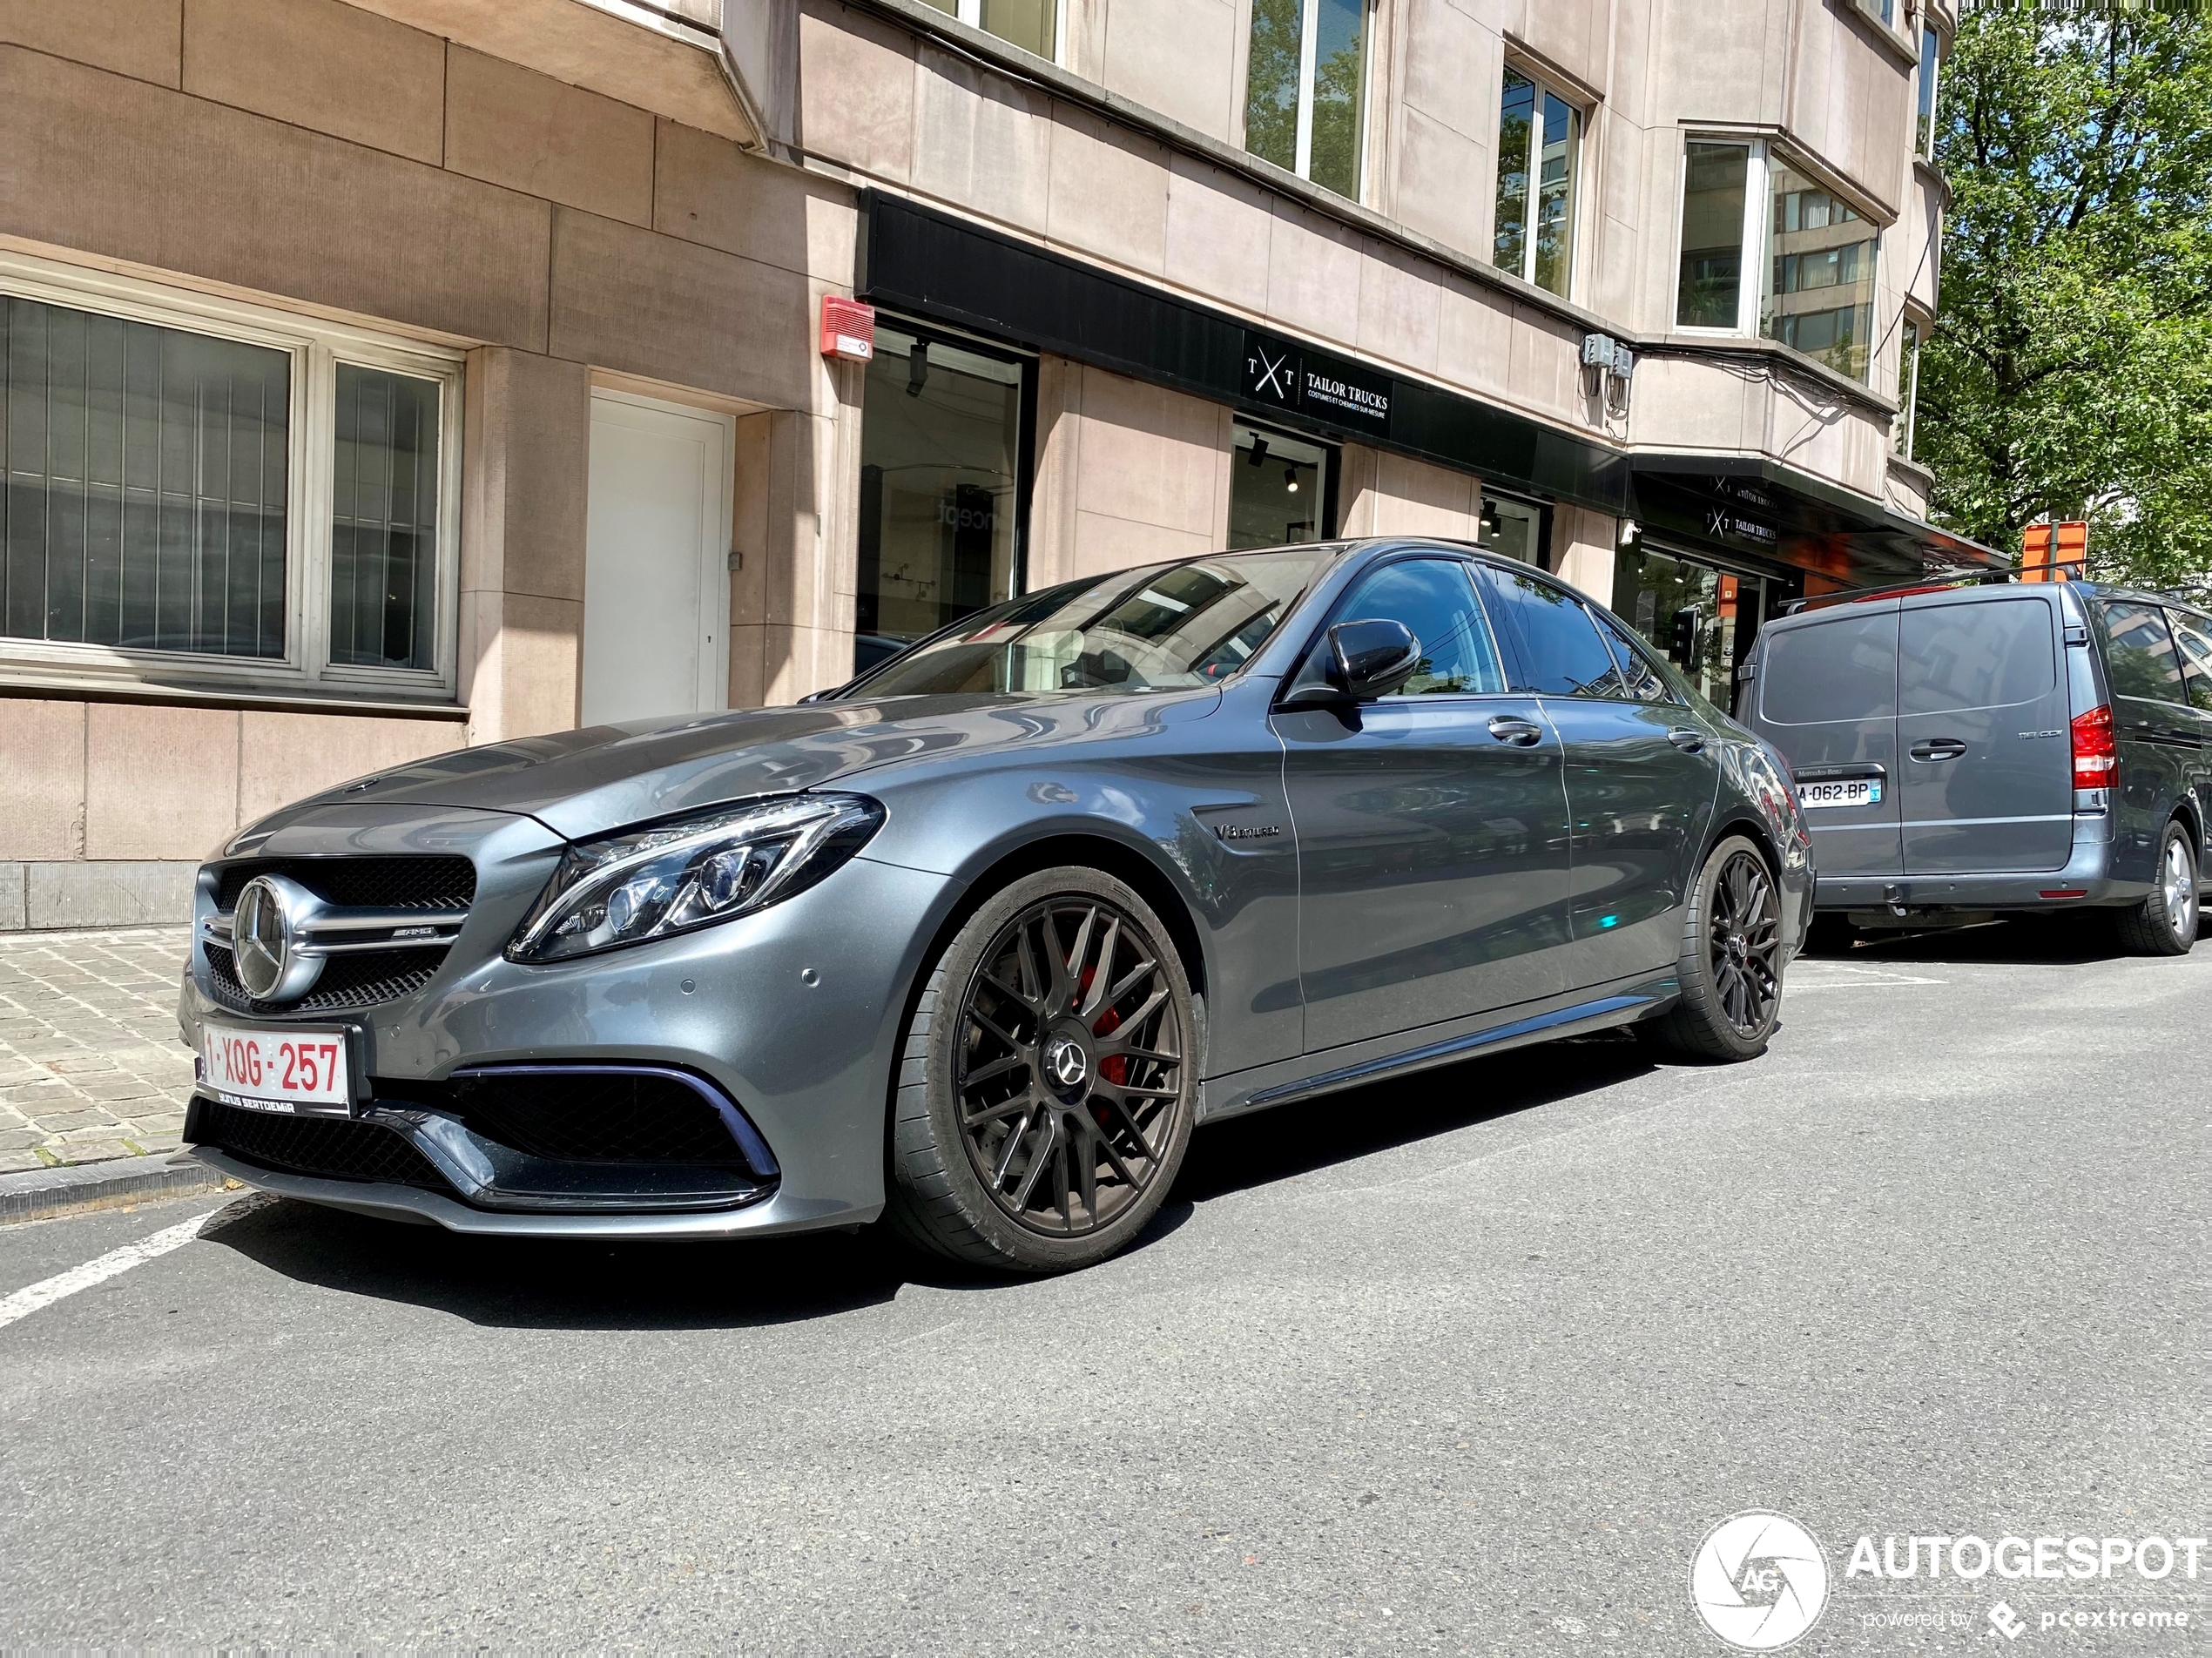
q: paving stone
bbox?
[0,1149,51,1173]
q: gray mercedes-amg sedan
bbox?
[180,538,1811,1273]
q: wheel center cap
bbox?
[1044,1034,1089,1092]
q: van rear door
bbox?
[1750,602,1902,878]
[1897,592,2073,873]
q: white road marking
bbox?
[1789,962,1946,989]
[0,1194,269,1332]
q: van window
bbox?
[2164,610,2212,713]
[1758,612,1896,725]
[2099,601,2185,704]
[1899,597,2054,714]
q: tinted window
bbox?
[1331,559,1506,697]
[1757,612,1897,725]
[1590,610,1672,704]
[2099,601,2185,704]
[1480,565,1627,698]
[2168,610,2212,713]
[1899,597,2056,714]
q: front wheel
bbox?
[2115,819,2200,957]
[1640,836,1785,1062]
[884,867,1197,1274]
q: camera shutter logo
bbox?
[1689,1511,1830,1651]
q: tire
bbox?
[2114,819,2200,957]
[1802,913,1858,956]
[884,867,1197,1274]
[1639,835,1785,1062]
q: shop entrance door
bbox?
[1614,545,1768,714]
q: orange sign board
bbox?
[2022,521,2087,582]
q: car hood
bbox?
[262,691,1221,844]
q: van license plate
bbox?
[1797,778,1881,810]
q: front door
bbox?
[1898,593,2073,874]
[582,390,733,725]
[1273,556,1572,1054]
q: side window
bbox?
[1590,609,1673,703]
[2098,601,2185,704]
[1330,558,1506,697]
[1758,612,1897,725]
[1898,597,2055,714]
[2166,610,2212,714]
[1479,564,1628,698]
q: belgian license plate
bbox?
[1797,778,1881,810]
[200,1025,352,1115]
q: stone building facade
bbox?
[0,0,1969,924]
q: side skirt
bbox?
[1196,968,1680,1123]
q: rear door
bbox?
[2165,608,2212,862]
[2096,598,2198,880]
[1750,603,1902,878]
[1898,592,2073,874]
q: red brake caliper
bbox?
[1080,966,1128,1109]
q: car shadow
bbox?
[1820,909,2200,967]
[202,1035,1662,1331]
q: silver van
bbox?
[1740,579,2212,954]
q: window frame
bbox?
[1896,314,1924,459]
[1241,0,1374,201]
[931,0,1067,62]
[0,251,464,704]
[1491,63,1583,300]
[1917,26,1942,161]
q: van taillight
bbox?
[2072,704,2117,790]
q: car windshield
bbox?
[846,546,1341,698]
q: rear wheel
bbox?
[2115,819,2199,956]
[884,868,1197,1274]
[1640,836,1784,1062]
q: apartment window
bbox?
[1917,28,1940,159]
[1674,141,1879,384]
[919,0,1056,58]
[0,256,461,696]
[1493,68,1580,298]
[1896,318,1923,460]
[1244,0,1369,199]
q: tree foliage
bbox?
[1917,1,2212,590]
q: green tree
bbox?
[1917,1,2212,592]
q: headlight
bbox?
[507,793,885,963]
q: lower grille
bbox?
[382,1068,772,1173]
[186,1095,453,1191]
[204,941,443,1016]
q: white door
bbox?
[583,390,733,725]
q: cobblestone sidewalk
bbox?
[0,927,195,1174]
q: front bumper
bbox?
[179,804,967,1236]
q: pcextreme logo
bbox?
[1689,1512,1831,1651]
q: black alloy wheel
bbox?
[886,867,1197,1272]
[1641,835,1786,1062]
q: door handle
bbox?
[1487,715,1542,747]
[1910,738,1968,762]
[1666,726,1706,752]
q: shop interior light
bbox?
[1248,437,1270,468]
[1285,466,1299,493]
[906,342,929,397]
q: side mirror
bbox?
[1325,618,1422,702]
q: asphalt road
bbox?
[3,919,2206,1654]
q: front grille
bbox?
[204,941,444,1017]
[186,1096,453,1191]
[384,1069,765,1170]
[215,855,475,913]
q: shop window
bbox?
[1615,546,1766,712]
[1477,493,1546,566]
[1229,423,1332,549]
[856,326,1029,672]
[1918,28,1941,160]
[0,256,461,698]
[1674,140,1878,385]
[1492,68,1580,299]
[1244,0,1369,200]
[919,0,1056,59]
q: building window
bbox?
[1896,318,1923,460]
[1244,0,1369,200]
[1917,27,1940,159]
[856,325,1030,674]
[1477,492,1547,567]
[1615,546,1767,714]
[1229,423,1332,549]
[1493,68,1580,298]
[919,0,1057,59]
[1674,140,1879,384]
[0,255,461,697]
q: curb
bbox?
[0,1151,237,1225]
